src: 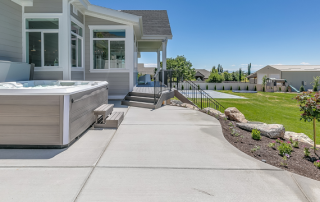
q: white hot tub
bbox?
[0,80,109,148]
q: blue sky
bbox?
[91,0,320,72]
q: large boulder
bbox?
[236,122,285,139]
[202,107,224,117]
[285,131,313,145]
[224,107,248,123]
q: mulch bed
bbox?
[219,118,320,181]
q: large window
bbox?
[92,29,125,69]
[26,18,59,67]
[71,21,83,68]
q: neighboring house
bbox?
[0,0,172,99]
[247,65,320,90]
[138,63,155,76]
[195,69,210,81]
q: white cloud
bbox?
[144,63,157,67]
[300,62,310,65]
[231,65,235,66]
[251,64,263,67]
[272,63,284,65]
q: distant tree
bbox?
[162,55,195,80]
[206,85,208,90]
[248,63,251,75]
[262,75,267,86]
[230,86,233,90]
[222,86,225,90]
[311,76,320,92]
[211,66,216,73]
[207,69,224,83]
[239,68,242,82]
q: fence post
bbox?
[201,91,203,109]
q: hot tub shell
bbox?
[0,81,108,148]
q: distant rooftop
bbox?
[120,10,172,36]
[269,65,320,72]
[195,69,211,79]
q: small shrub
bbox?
[304,147,310,157]
[280,154,289,167]
[276,138,282,144]
[174,85,176,88]
[286,86,289,92]
[214,85,217,90]
[230,86,232,90]
[289,136,293,143]
[292,140,299,148]
[189,86,192,90]
[251,145,260,153]
[300,85,305,92]
[238,86,241,90]
[314,160,320,169]
[263,86,265,92]
[222,86,225,90]
[314,86,318,92]
[246,85,249,90]
[198,85,200,90]
[228,122,233,126]
[206,85,208,90]
[182,85,184,90]
[268,141,276,148]
[277,142,293,156]
[251,128,261,140]
[254,86,257,91]
[279,87,281,92]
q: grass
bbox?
[173,91,319,144]
[213,91,319,144]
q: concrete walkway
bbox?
[0,105,319,201]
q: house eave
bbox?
[11,0,33,6]
[141,35,173,40]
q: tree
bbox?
[206,69,224,83]
[211,66,216,73]
[262,75,267,86]
[239,68,242,82]
[162,55,195,80]
[294,92,320,151]
[248,63,251,75]
[311,76,320,92]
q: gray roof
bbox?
[268,65,320,72]
[247,72,257,78]
[120,10,172,36]
[195,69,211,79]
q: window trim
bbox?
[89,25,130,73]
[23,14,62,70]
[70,18,84,69]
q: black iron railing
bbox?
[174,71,225,112]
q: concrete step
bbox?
[121,100,156,109]
[129,92,160,98]
[125,95,156,103]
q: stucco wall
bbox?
[0,0,22,62]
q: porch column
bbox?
[157,49,160,80]
[162,39,167,82]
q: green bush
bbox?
[314,160,320,169]
[246,85,249,90]
[292,141,299,148]
[206,85,208,90]
[279,87,282,92]
[263,86,265,92]
[174,85,176,88]
[277,142,293,156]
[230,86,232,90]
[198,85,200,90]
[300,85,305,92]
[286,86,289,92]
[214,85,217,90]
[254,86,257,91]
[238,86,241,90]
[314,86,318,92]
[182,85,184,90]
[251,129,261,140]
[189,86,192,90]
[222,86,225,90]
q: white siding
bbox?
[0,0,22,62]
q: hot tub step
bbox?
[94,112,124,129]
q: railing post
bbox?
[201,91,203,109]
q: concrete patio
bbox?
[0,105,319,201]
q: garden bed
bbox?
[219,118,320,181]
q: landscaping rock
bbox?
[285,131,314,145]
[202,107,224,117]
[171,100,183,106]
[236,123,285,139]
[224,107,248,123]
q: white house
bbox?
[0,0,173,99]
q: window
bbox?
[73,6,78,15]
[71,21,83,68]
[92,29,125,69]
[26,18,59,67]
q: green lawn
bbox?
[211,91,319,144]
